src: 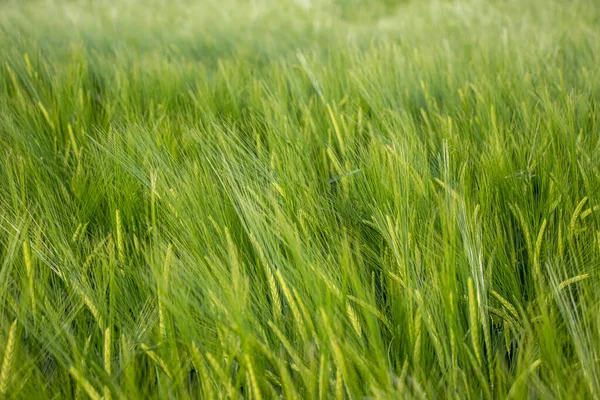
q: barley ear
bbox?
[245,354,262,400]
[468,278,482,367]
[104,326,112,400]
[115,209,125,265]
[335,367,344,400]
[559,274,590,290]
[190,343,214,399]
[327,104,345,156]
[570,197,588,237]
[68,366,101,400]
[141,343,172,380]
[413,308,422,364]
[346,303,362,338]
[318,354,329,400]
[23,242,36,319]
[534,219,547,278]
[276,270,308,342]
[0,320,18,395]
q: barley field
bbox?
[1,0,600,398]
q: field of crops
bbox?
[1,0,600,398]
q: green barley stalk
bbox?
[68,366,101,400]
[245,354,262,400]
[225,228,241,296]
[37,102,55,130]
[22,241,36,320]
[321,309,347,389]
[570,197,589,237]
[0,320,18,396]
[559,274,591,290]
[468,278,482,367]
[190,343,215,399]
[464,343,491,400]
[159,244,173,339]
[335,368,344,400]
[115,209,125,265]
[278,358,298,400]
[318,354,329,400]
[292,288,317,339]
[163,243,173,287]
[275,270,309,343]
[141,343,172,380]
[511,204,532,259]
[121,334,136,396]
[205,352,235,398]
[449,291,458,388]
[249,233,282,320]
[534,219,547,278]
[327,104,345,156]
[491,291,521,326]
[72,284,104,329]
[104,326,112,400]
[71,222,84,242]
[267,321,307,376]
[346,303,362,338]
[413,308,422,365]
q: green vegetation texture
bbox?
[1,0,600,398]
